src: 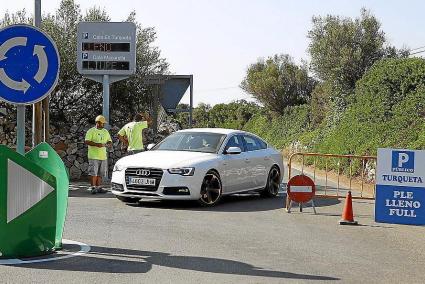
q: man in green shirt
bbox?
[84,115,112,194]
[118,113,148,155]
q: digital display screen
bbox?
[82,42,130,52]
[82,61,130,70]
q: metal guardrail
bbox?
[287,152,377,200]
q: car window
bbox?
[153,132,226,153]
[224,135,246,152]
[255,136,268,149]
[243,135,262,151]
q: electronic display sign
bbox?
[77,22,136,76]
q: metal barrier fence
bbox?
[287,152,377,200]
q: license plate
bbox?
[129,177,156,186]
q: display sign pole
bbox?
[102,74,110,127]
[189,75,193,128]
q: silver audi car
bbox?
[111,128,283,206]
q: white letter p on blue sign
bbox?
[398,153,410,167]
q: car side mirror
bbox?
[226,147,242,155]
[146,143,156,150]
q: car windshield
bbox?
[153,132,226,153]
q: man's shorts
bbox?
[88,159,108,177]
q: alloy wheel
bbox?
[199,172,222,206]
[267,167,281,196]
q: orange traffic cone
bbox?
[339,191,358,225]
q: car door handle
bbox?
[245,158,251,163]
[264,156,270,161]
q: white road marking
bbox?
[0,239,91,265]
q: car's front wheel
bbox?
[261,166,281,197]
[198,170,222,206]
[116,196,141,203]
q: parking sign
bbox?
[376,148,425,225]
[391,151,415,173]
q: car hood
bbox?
[115,150,218,169]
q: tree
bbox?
[205,100,260,129]
[308,8,408,104]
[241,54,316,115]
[310,82,331,126]
[193,103,211,127]
[173,103,190,129]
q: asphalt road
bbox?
[1,170,424,283]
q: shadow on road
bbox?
[16,244,339,280]
[128,188,341,212]
[131,192,287,212]
[69,183,116,199]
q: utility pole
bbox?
[32,0,43,146]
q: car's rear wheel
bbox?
[198,171,222,206]
[261,166,281,197]
[116,196,141,203]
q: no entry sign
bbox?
[287,174,316,203]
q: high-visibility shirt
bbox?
[118,121,148,151]
[85,127,112,160]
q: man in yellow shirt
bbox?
[118,113,148,155]
[85,115,112,194]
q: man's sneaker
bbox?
[96,187,108,194]
[87,186,97,194]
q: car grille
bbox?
[125,168,163,192]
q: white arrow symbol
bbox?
[0,37,27,61]
[0,68,30,93]
[33,45,48,83]
[7,159,54,223]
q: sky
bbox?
[0,0,423,106]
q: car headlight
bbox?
[113,164,125,172]
[167,167,195,176]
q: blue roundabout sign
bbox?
[0,24,60,105]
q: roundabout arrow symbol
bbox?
[0,36,31,93]
[0,68,30,93]
[0,37,27,60]
[33,45,48,83]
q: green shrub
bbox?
[314,57,425,159]
[243,105,311,149]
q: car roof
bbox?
[177,128,245,135]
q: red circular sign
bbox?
[287,175,316,203]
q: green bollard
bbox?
[0,144,69,258]
[25,143,69,249]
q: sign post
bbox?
[77,22,136,126]
[375,148,425,225]
[16,105,25,153]
[0,24,60,153]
